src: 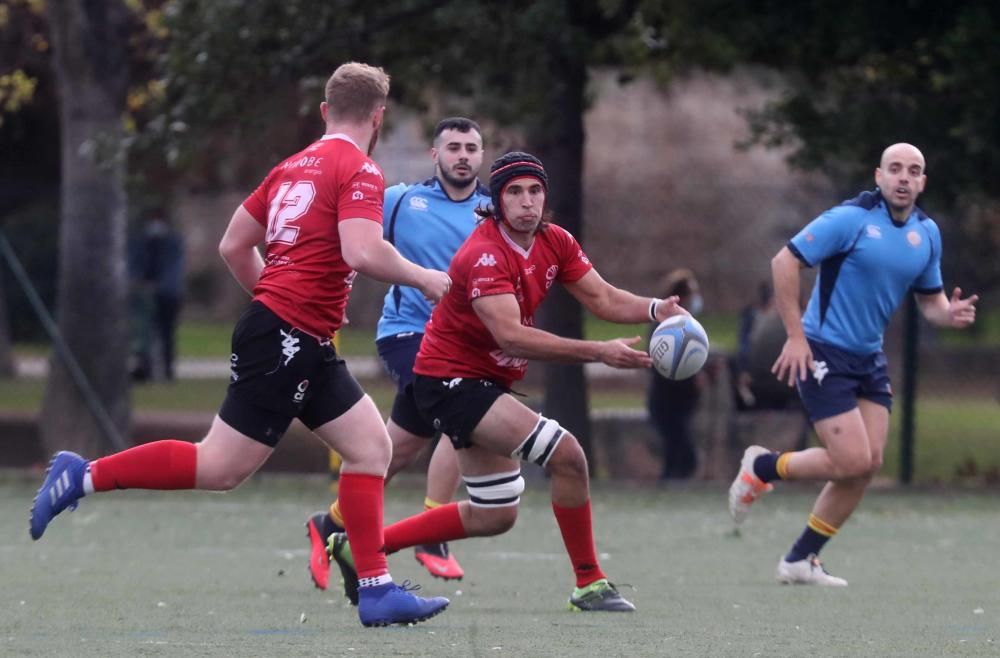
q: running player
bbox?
[307,117,488,589]
[29,62,451,627]
[728,143,978,585]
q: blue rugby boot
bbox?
[30,451,88,540]
[358,581,450,627]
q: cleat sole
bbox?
[361,602,449,627]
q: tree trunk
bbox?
[530,52,595,474]
[40,1,131,456]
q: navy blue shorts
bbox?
[376,332,436,438]
[796,338,892,423]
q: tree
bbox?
[39,0,132,455]
[639,0,1000,291]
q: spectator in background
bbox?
[129,212,185,381]
[646,268,704,480]
[733,280,786,411]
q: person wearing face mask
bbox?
[646,268,704,480]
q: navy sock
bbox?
[785,526,832,563]
[753,452,781,483]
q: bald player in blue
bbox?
[728,143,979,586]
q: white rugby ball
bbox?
[649,315,709,380]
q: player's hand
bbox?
[653,295,688,322]
[771,335,812,387]
[597,336,653,369]
[947,287,978,328]
[419,269,452,304]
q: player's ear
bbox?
[320,101,329,123]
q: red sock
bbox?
[552,500,606,588]
[90,440,196,491]
[338,473,389,579]
[383,503,467,553]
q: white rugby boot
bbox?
[776,554,848,586]
[727,445,774,524]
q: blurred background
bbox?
[1,0,997,484]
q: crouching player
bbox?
[327,151,687,611]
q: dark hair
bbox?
[659,268,698,299]
[433,117,483,142]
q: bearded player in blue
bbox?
[729,143,978,585]
[307,118,489,594]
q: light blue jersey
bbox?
[788,190,943,354]
[376,178,490,340]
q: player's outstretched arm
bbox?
[916,287,978,329]
[472,293,652,369]
[339,218,451,303]
[563,270,686,324]
[219,205,266,295]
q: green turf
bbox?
[2,473,998,657]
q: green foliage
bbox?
[639,0,1000,291]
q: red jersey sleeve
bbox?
[337,159,385,223]
[553,226,593,283]
[463,247,517,302]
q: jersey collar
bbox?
[496,220,534,258]
[321,133,361,151]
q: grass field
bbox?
[2,472,998,657]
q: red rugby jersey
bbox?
[414,219,593,387]
[242,134,384,338]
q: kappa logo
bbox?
[812,360,829,386]
[445,377,463,389]
[409,196,429,210]
[359,162,383,178]
[280,329,301,365]
[476,252,497,267]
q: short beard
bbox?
[438,165,475,190]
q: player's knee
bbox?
[545,433,589,482]
[866,451,884,477]
[511,415,569,469]
[835,451,873,479]
[197,463,253,491]
[464,469,524,533]
[464,501,519,536]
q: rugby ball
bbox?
[649,315,709,380]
